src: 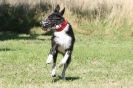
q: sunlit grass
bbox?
[0,33,133,88]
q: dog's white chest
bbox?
[54,25,71,52]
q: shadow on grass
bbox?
[0,48,21,51]
[0,32,34,40]
[0,32,50,41]
[0,48,13,51]
[52,76,80,82]
[66,76,80,81]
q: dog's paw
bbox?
[58,63,63,68]
[58,61,65,68]
[58,58,66,67]
[46,54,53,64]
[51,69,56,77]
[51,74,56,77]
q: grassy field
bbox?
[0,33,133,88]
[1,0,133,88]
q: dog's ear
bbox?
[60,8,65,16]
[54,4,60,12]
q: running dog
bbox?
[40,5,75,80]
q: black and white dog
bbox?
[40,5,75,80]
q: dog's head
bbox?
[40,5,65,31]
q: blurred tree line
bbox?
[0,0,51,33]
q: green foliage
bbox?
[0,3,51,33]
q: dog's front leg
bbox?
[46,50,54,64]
[46,45,58,77]
[46,45,57,64]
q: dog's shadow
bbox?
[52,76,80,82]
[65,76,80,81]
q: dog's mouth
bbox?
[40,21,51,31]
[41,26,49,31]
[42,27,51,32]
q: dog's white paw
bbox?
[51,68,56,77]
[61,58,67,64]
[59,54,69,67]
[58,60,65,68]
[46,54,53,64]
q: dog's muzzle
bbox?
[40,19,54,31]
[40,21,49,29]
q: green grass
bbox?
[0,33,133,88]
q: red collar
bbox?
[56,20,68,32]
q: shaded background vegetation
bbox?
[0,0,133,39]
[0,0,51,33]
